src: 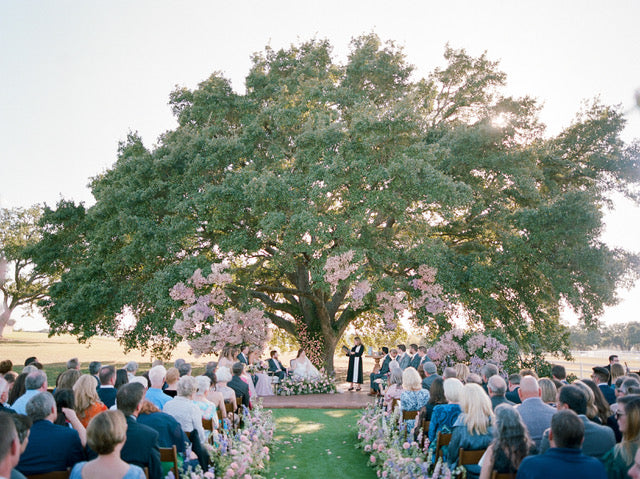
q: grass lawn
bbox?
[267,409,376,479]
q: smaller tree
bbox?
[0,206,53,338]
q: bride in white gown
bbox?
[292,349,322,380]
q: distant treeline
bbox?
[569,322,640,351]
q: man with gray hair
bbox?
[89,361,102,386]
[0,412,21,479]
[421,362,441,391]
[515,376,556,447]
[11,371,48,415]
[146,365,172,409]
[487,375,514,410]
[15,392,83,476]
[66,357,80,370]
[481,363,499,392]
[177,362,192,377]
[125,361,138,381]
[442,367,457,380]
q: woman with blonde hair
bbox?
[611,363,626,385]
[428,377,464,443]
[400,367,430,431]
[70,410,145,479]
[574,380,598,421]
[163,367,180,397]
[538,378,557,406]
[57,369,82,390]
[454,363,470,383]
[447,383,494,467]
[74,374,107,428]
[603,395,640,478]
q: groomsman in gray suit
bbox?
[515,376,556,447]
[397,345,411,370]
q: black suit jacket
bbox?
[379,355,391,375]
[491,395,515,410]
[237,353,248,364]
[97,386,117,408]
[228,375,251,409]
[137,411,189,454]
[16,420,84,475]
[409,354,421,370]
[121,416,162,479]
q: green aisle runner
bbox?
[267,409,376,479]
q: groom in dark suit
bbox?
[237,346,249,365]
[268,350,287,380]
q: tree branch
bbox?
[265,312,297,336]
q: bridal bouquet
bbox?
[357,403,462,479]
[276,374,337,395]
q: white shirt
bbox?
[162,396,206,444]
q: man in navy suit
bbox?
[117,383,162,479]
[237,346,249,365]
[369,348,392,395]
[15,392,84,476]
[408,344,420,370]
[97,365,118,408]
[268,350,287,380]
[592,367,616,405]
[0,412,22,479]
[228,362,251,409]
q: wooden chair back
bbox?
[419,420,430,448]
[458,448,486,465]
[217,407,224,422]
[236,396,244,412]
[26,471,70,479]
[491,472,516,479]
[402,409,418,421]
[390,398,399,412]
[159,445,179,479]
[435,431,452,460]
[202,417,214,431]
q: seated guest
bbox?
[7,373,27,407]
[162,376,206,444]
[268,350,287,380]
[422,362,441,391]
[53,389,87,447]
[370,347,391,395]
[383,368,404,412]
[424,377,447,421]
[163,367,180,398]
[515,376,556,447]
[399,367,430,432]
[202,372,226,415]
[116,383,162,479]
[447,383,494,468]
[442,367,457,380]
[66,358,81,371]
[487,375,514,410]
[480,363,499,392]
[539,384,615,460]
[193,376,219,429]
[602,395,640,478]
[98,365,118,408]
[0,378,15,414]
[611,363,626,387]
[10,413,32,479]
[552,364,568,384]
[11,371,48,415]
[57,369,81,391]
[137,401,189,455]
[178,363,192,378]
[88,361,102,387]
[124,362,138,381]
[454,363,470,383]
[466,373,483,385]
[228,363,251,410]
[505,373,521,404]
[15,392,84,475]
[0,360,12,375]
[479,404,535,479]
[115,369,129,390]
[592,367,616,405]
[70,410,145,479]
[539,378,558,407]
[517,410,606,479]
[145,366,172,410]
[74,374,107,427]
[0,412,22,479]
[428,377,463,443]
[214,367,238,411]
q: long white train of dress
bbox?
[292,357,322,380]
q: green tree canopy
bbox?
[31,35,640,369]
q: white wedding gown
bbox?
[292,356,322,380]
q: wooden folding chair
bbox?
[26,471,70,479]
[202,416,216,443]
[435,431,452,460]
[159,445,180,479]
[390,398,399,412]
[402,409,419,421]
[216,406,224,422]
[458,448,486,466]
[491,472,516,479]
[419,420,430,448]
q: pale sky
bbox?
[1,0,639,329]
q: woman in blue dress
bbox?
[70,410,145,479]
[428,377,464,444]
[400,367,430,432]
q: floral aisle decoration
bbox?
[276,373,337,395]
[426,328,508,374]
[356,403,462,478]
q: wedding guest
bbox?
[592,367,616,405]
[163,367,180,397]
[347,337,364,392]
[228,363,251,409]
[124,362,138,381]
[116,383,162,479]
[145,366,171,410]
[505,373,521,404]
[399,367,430,431]
[11,371,48,415]
[551,364,568,384]
[69,410,145,479]
[602,395,640,478]
[89,361,102,387]
[217,347,237,370]
[480,363,499,392]
[515,376,556,447]
[383,368,403,411]
[98,365,118,409]
[0,360,12,375]
[15,392,84,476]
[422,362,440,391]
[0,413,21,479]
[177,363,192,377]
[428,377,463,443]
[137,400,190,458]
[454,363,470,384]
[425,377,447,421]
[162,376,206,443]
[447,383,494,468]
[581,378,618,437]
[629,448,640,479]
[114,369,129,390]
[7,373,27,407]
[57,369,81,391]
[202,372,226,414]
[442,367,457,380]
[214,367,237,411]
[517,410,606,479]
[539,378,558,407]
[74,374,107,427]
[0,378,14,414]
[66,358,81,371]
[487,375,514,410]
[611,363,626,386]
[479,404,535,479]
[193,376,219,428]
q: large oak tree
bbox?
[31,35,639,370]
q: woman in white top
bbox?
[162,375,206,445]
[292,349,322,380]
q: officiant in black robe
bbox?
[346,337,364,391]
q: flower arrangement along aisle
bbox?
[171,402,275,479]
[357,403,462,479]
[276,373,337,395]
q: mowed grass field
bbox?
[2,330,640,384]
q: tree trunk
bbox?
[0,307,13,339]
[322,334,338,377]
